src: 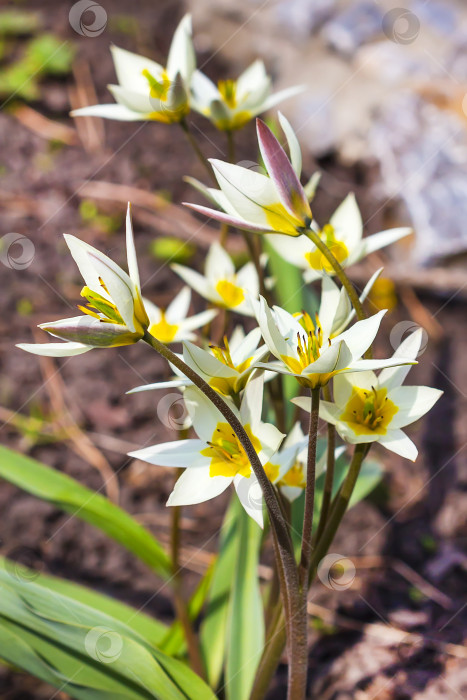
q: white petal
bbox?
[319,276,351,340]
[360,227,413,259]
[236,261,259,298]
[183,341,234,380]
[303,172,321,201]
[126,203,141,291]
[168,467,232,506]
[240,372,265,427]
[184,202,272,233]
[205,242,235,281]
[110,44,163,92]
[231,326,260,363]
[63,234,109,297]
[302,341,353,375]
[129,439,207,467]
[209,159,278,226]
[166,286,191,324]
[278,112,302,176]
[184,386,240,442]
[266,232,312,268]
[379,329,423,391]
[319,400,341,425]
[350,357,416,372]
[237,60,268,97]
[260,84,306,112]
[190,70,219,110]
[71,104,146,121]
[334,310,386,361]
[87,251,137,332]
[388,386,443,429]
[255,296,291,360]
[378,429,418,461]
[171,263,213,302]
[108,84,153,113]
[16,342,92,357]
[280,485,304,503]
[330,193,362,253]
[127,378,190,393]
[167,14,195,82]
[179,309,218,334]
[234,474,264,528]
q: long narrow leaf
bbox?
[0,555,168,647]
[199,497,239,688]
[225,499,264,700]
[0,446,171,580]
[0,568,216,700]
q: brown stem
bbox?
[142,331,306,697]
[251,444,369,695]
[180,119,216,185]
[226,129,236,163]
[299,387,320,587]
[303,228,366,322]
[308,443,367,582]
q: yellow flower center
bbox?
[142,68,171,101]
[142,68,189,124]
[340,385,399,436]
[263,461,280,482]
[201,422,261,478]
[218,79,238,109]
[215,279,245,308]
[280,312,339,388]
[304,224,349,272]
[208,336,253,396]
[149,311,179,344]
[79,284,123,325]
[280,461,306,489]
[264,202,305,236]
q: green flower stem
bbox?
[142,331,306,698]
[180,119,217,185]
[308,443,367,584]
[299,387,320,588]
[303,228,366,322]
[315,384,336,543]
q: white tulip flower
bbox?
[129,375,284,526]
[293,330,442,461]
[71,15,195,124]
[144,286,217,344]
[172,242,258,317]
[17,205,149,357]
[191,60,303,131]
[184,115,312,236]
[252,296,416,389]
[267,194,412,282]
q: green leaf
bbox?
[159,564,214,657]
[225,499,265,700]
[0,446,172,580]
[0,555,168,648]
[199,497,239,688]
[0,567,216,700]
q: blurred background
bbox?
[0,0,466,697]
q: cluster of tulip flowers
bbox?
[18,14,442,700]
